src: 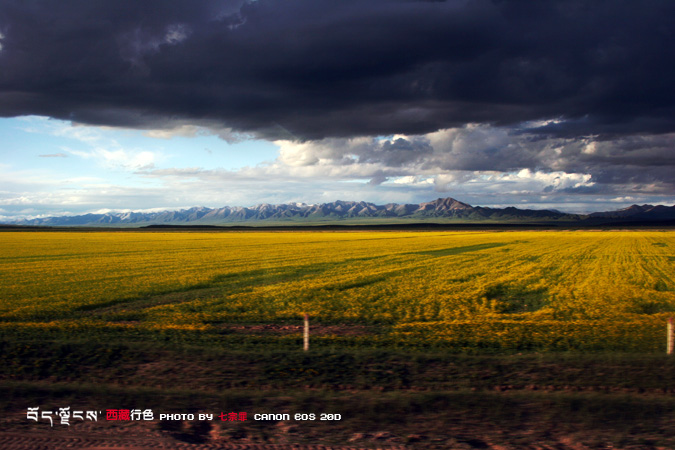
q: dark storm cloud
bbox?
[0,0,673,140]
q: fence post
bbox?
[668,317,673,355]
[303,313,309,351]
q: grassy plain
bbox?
[1,229,675,448]
[1,229,674,351]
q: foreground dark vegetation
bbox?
[1,333,675,449]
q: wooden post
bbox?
[303,313,309,351]
[668,317,673,355]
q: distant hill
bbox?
[6,197,675,227]
[588,204,675,221]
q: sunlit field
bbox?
[1,230,674,351]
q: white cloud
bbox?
[98,149,156,170]
[608,196,642,203]
[276,140,321,166]
[389,176,434,186]
[144,125,203,139]
[142,122,246,143]
[164,24,191,45]
[54,122,112,145]
[18,117,162,171]
[509,168,594,190]
[61,146,159,170]
[582,141,597,155]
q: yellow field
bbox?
[1,230,674,350]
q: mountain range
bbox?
[6,197,675,227]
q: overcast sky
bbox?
[1,0,674,220]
